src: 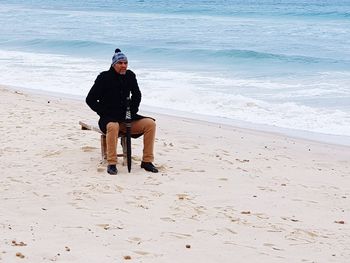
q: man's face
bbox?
[113,60,128,75]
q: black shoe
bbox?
[141,162,158,173]
[107,164,118,175]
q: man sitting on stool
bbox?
[86,48,158,174]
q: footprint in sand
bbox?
[160,217,176,222]
[127,237,142,244]
[218,178,229,181]
[235,158,250,163]
[42,150,61,157]
[181,168,206,172]
[81,146,98,152]
[161,232,192,239]
[133,251,150,256]
[285,229,320,244]
[263,243,284,251]
[176,193,191,200]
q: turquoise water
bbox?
[0,0,349,139]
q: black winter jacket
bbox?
[86,67,144,133]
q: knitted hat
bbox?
[111,48,128,66]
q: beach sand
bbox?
[0,86,349,262]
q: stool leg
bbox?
[101,135,107,161]
[121,136,127,166]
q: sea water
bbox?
[1,0,350,143]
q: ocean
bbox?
[1,0,350,144]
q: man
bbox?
[86,48,158,174]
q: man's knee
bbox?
[144,118,156,130]
[106,122,119,133]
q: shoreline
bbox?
[4,84,350,149]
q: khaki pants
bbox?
[106,118,156,165]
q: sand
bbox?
[0,86,349,262]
